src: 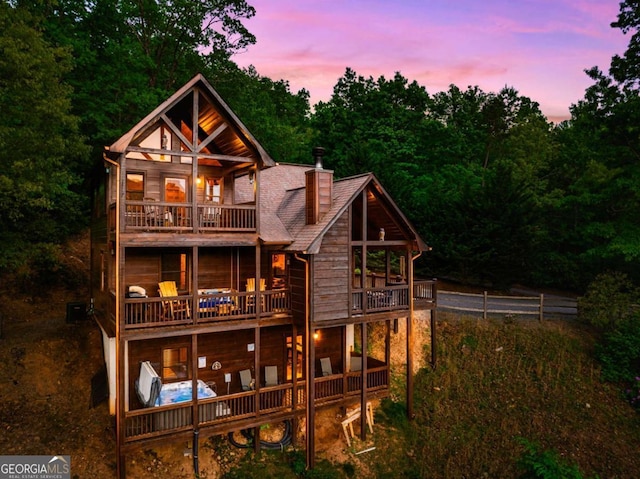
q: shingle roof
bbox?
[278,174,371,254]
[258,162,428,253]
[260,164,391,253]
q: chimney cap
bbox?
[312,146,325,169]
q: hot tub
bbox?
[155,379,217,406]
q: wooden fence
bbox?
[437,290,578,321]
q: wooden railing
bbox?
[314,375,345,401]
[124,201,193,230]
[115,201,256,233]
[123,368,388,442]
[351,280,437,314]
[123,289,291,329]
[125,403,192,440]
[346,367,389,394]
[198,204,256,231]
[352,285,409,314]
[414,279,437,306]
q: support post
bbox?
[193,430,199,475]
[360,322,368,440]
[483,291,488,320]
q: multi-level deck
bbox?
[93,75,435,477]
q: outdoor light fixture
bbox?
[161,133,168,149]
[379,228,385,241]
[249,171,255,184]
[313,330,320,341]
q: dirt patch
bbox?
[0,286,116,478]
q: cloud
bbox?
[234,0,629,121]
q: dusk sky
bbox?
[233,0,630,123]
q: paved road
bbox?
[437,290,578,317]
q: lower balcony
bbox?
[123,364,389,443]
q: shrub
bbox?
[624,377,640,409]
[578,272,639,329]
[516,438,595,479]
[595,317,640,382]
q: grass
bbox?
[220,315,640,478]
[371,314,640,478]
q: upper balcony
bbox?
[110,200,256,233]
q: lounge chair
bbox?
[320,357,333,377]
[158,281,190,320]
[239,369,253,391]
[246,278,266,311]
[264,366,278,387]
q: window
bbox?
[126,173,144,200]
[272,254,286,289]
[162,347,189,380]
[164,177,187,202]
[286,335,303,380]
[205,177,222,204]
[161,253,189,292]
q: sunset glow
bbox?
[234,1,629,122]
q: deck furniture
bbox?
[320,357,333,377]
[239,369,253,391]
[198,289,236,315]
[246,278,266,311]
[158,281,190,320]
[350,356,362,372]
[264,366,278,387]
[199,205,222,227]
[341,402,374,447]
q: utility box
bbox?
[66,302,86,323]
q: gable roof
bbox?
[106,73,274,167]
[259,164,427,254]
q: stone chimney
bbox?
[305,147,333,225]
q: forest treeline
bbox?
[1,0,640,293]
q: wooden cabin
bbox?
[91,74,436,478]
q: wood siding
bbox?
[290,257,307,327]
[312,212,350,322]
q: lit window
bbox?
[162,347,189,380]
[126,173,144,200]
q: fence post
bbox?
[483,291,488,320]
[539,293,544,322]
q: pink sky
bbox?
[232,0,629,123]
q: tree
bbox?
[206,61,312,162]
[610,0,640,90]
[35,0,258,165]
[543,0,640,288]
[0,2,88,279]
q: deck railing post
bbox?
[539,293,544,322]
[483,291,488,320]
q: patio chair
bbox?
[239,369,254,391]
[158,281,190,320]
[320,357,333,377]
[246,278,266,311]
[143,197,157,227]
[264,366,278,387]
